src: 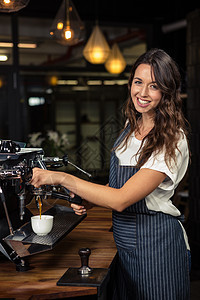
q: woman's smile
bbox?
[137,97,151,107]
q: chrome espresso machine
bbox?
[0,140,91,271]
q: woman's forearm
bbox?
[62,169,166,212]
[62,172,122,211]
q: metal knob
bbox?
[78,248,92,275]
[0,140,20,153]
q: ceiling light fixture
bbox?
[0,54,8,61]
[18,43,37,49]
[0,42,37,48]
[87,80,102,85]
[105,43,126,74]
[83,24,110,64]
[57,79,78,85]
[50,0,84,46]
[103,80,116,85]
[103,79,128,85]
[0,0,30,13]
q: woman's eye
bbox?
[134,80,142,85]
[150,84,158,90]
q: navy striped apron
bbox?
[109,126,190,300]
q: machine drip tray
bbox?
[4,205,86,257]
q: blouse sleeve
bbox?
[140,133,189,191]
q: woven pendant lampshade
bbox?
[50,0,85,46]
[83,25,110,64]
[0,0,30,12]
[105,43,126,74]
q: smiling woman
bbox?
[30,48,191,300]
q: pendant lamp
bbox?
[83,25,110,64]
[0,0,30,12]
[50,0,85,46]
[105,43,126,74]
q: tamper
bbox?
[78,247,92,275]
[57,247,109,294]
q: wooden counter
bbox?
[0,199,117,299]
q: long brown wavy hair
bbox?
[119,48,190,169]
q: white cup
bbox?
[31,215,54,236]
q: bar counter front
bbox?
[0,198,117,300]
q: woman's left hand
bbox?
[70,196,94,215]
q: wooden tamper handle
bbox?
[78,248,92,275]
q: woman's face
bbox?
[131,64,162,116]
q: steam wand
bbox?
[66,160,92,178]
[42,155,92,178]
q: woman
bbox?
[30,48,190,299]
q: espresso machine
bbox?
[0,140,91,271]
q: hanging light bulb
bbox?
[50,0,85,46]
[105,43,126,74]
[62,2,74,42]
[63,26,74,40]
[0,0,30,12]
[83,25,110,64]
[61,0,73,42]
